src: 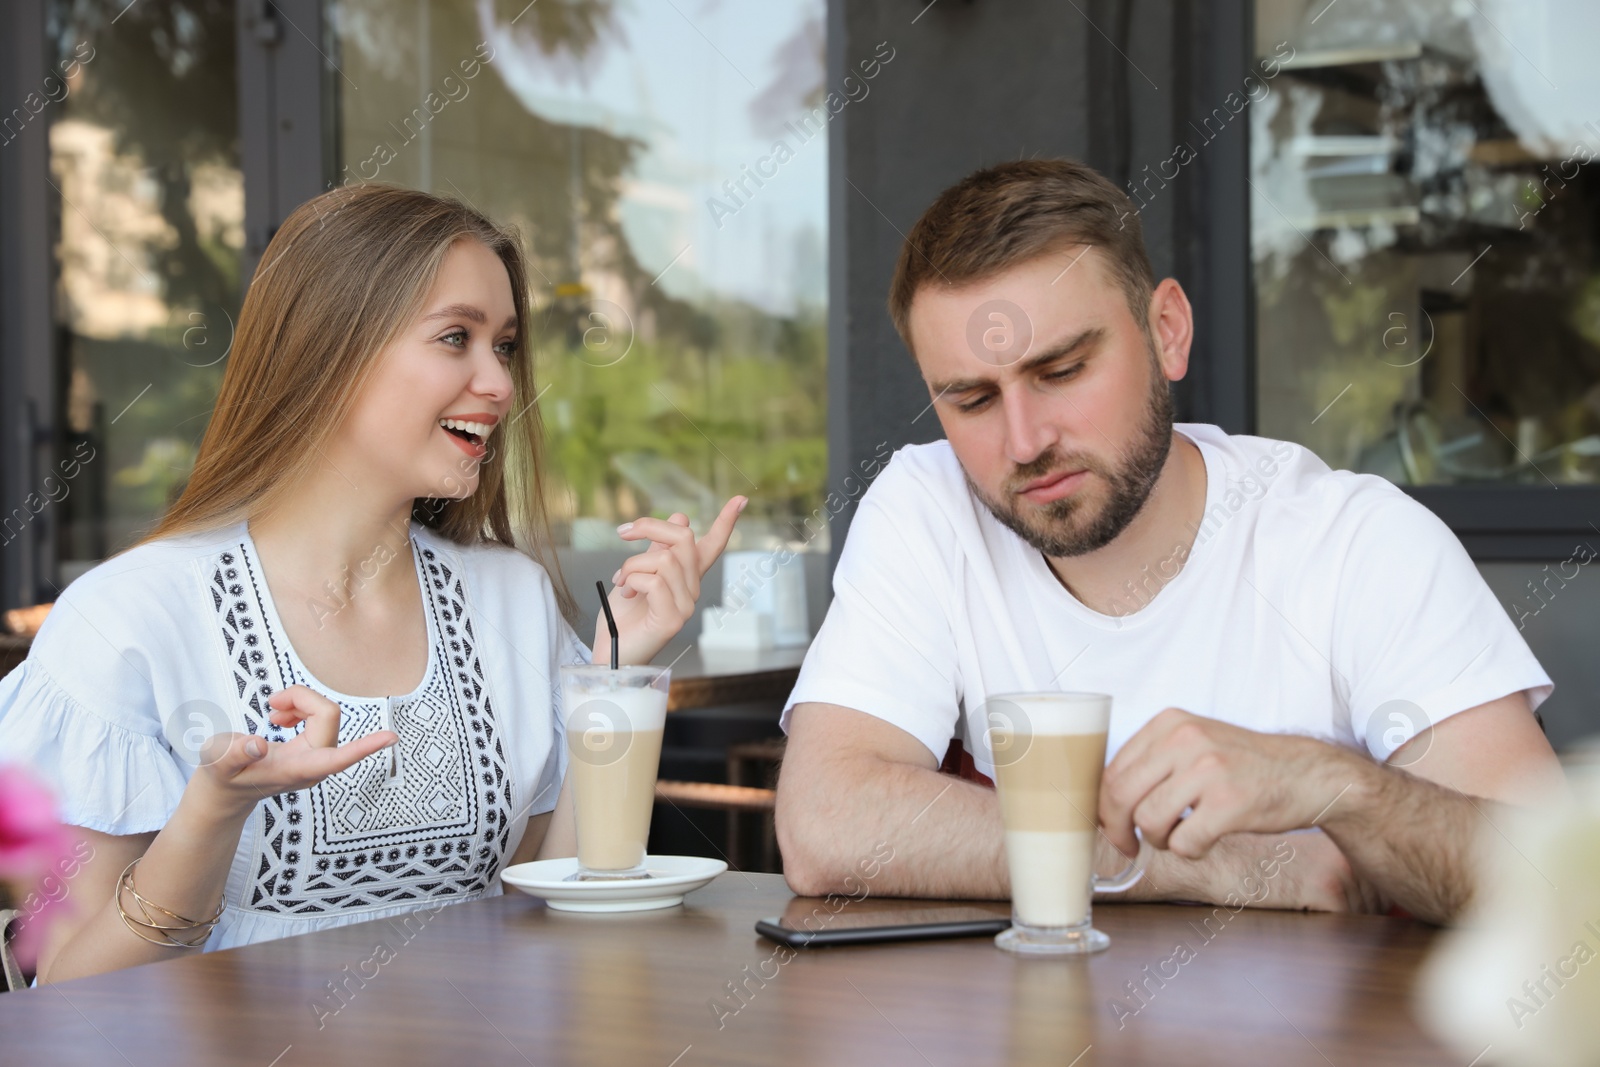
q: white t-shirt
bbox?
[783,424,1552,779]
[0,520,590,950]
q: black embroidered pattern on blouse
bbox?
[210,541,514,914]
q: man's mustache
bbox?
[1004,448,1108,495]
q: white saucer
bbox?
[501,855,728,913]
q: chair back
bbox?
[0,908,25,992]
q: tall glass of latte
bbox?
[986,691,1149,955]
[558,664,671,880]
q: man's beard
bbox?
[966,353,1175,558]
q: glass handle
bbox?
[1093,832,1151,894]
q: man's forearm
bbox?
[775,752,1009,899]
[1316,751,1485,923]
[776,752,1381,911]
[775,753,1324,907]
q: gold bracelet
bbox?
[117,860,222,948]
[115,860,225,949]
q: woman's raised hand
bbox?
[600,495,748,665]
[195,685,398,816]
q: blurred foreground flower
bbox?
[0,765,76,980]
[1418,754,1600,1067]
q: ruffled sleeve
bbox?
[0,659,189,835]
[0,547,208,837]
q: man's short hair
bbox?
[887,159,1156,356]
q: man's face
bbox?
[908,247,1178,558]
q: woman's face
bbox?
[335,238,518,504]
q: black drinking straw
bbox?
[596,580,620,670]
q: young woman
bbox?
[0,184,744,982]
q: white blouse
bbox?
[0,520,589,950]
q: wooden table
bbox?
[660,644,806,713]
[0,873,1459,1065]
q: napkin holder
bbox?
[699,549,808,651]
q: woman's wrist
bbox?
[617,639,663,666]
[177,771,261,830]
[591,628,666,667]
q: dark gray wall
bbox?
[827,0,1094,566]
[238,0,335,284]
[0,0,57,610]
[1481,561,1600,751]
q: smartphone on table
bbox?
[756,900,1012,948]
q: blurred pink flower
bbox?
[0,765,69,881]
[0,765,75,978]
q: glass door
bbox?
[28,0,828,595]
[44,0,243,584]
[1252,0,1600,489]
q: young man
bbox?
[775,159,1565,923]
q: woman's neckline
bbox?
[235,519,440,704]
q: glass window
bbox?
[1252,0,1600,486]
[331,0,828,551]
[45,0,244,581]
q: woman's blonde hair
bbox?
[143,183,574,617]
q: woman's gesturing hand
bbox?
[194,685,398,818]
[598,495,748,665]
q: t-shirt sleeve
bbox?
[1326,482,1553,759]
[781,473,963,763]
[0,589,189,835]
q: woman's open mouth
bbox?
[439,417,491,457]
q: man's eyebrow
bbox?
[422,303,519,330]
[927,326,1107,396]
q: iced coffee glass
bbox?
[558,664,670,880]
[986,691,1149,954]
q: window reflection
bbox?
[332,0,827,549]
[46,0,242,580]
[1253,0,1600,485]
